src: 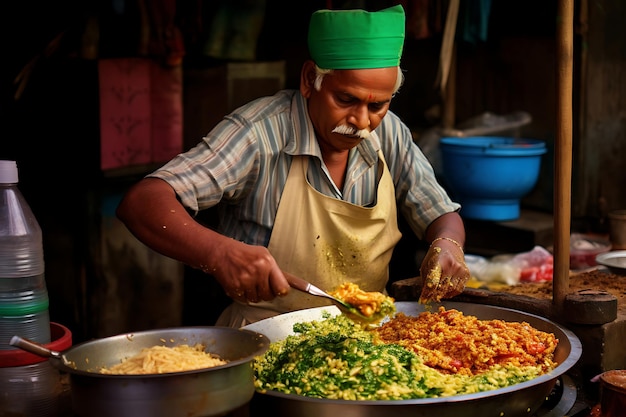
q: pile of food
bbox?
[253,307,558,400]
[100,344,228,375]
[376,309,557,376]
[328,282,396,320]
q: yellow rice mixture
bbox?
[375,307,558,376]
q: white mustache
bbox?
[332,125,370,139]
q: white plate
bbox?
[596,250,626,275]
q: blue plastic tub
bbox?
[439,136,547,221]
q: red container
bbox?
[0,322,72,367]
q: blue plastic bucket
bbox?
[439,136,547,221]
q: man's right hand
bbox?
[208,238,291,304]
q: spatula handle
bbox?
[283,271,312,293]
[10,335,56,358]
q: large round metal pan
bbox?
[14,326,270,417]
[243,301,582,417]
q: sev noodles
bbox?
[100,344,228,375]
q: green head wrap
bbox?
[307,5,405,70]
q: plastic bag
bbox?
[466,245,553,285]
[508,246,554,283]
[465,254,521,285]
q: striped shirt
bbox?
[149,90,459,246]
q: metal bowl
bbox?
[13,326,270,417]
[244,302,582,417]
[596,251,626,275]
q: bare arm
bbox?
[116,177,290,303]
[418,211,470,303]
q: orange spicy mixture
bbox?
[375,307,558,376]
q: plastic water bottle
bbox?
[0,160,50,349]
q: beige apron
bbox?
[216,150,401,327]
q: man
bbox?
[116,5,470,327]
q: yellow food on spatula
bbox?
[329,282,396,320]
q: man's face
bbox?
[303,65,398,153]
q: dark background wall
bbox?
[1,0,625,343]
